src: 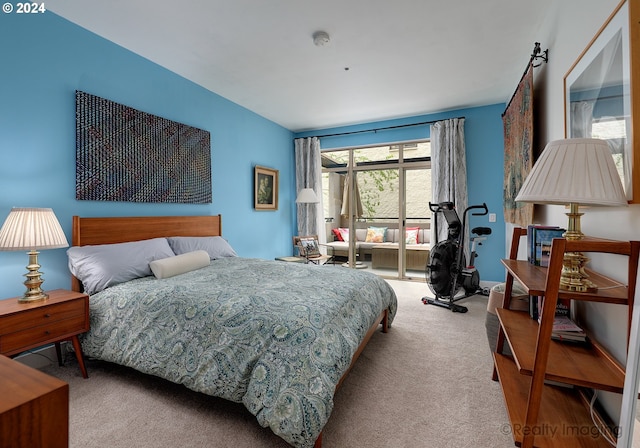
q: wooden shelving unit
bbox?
[498,309,625,392]
[494,354,609,448]
[493,228,640,448]
[500,259,630,304]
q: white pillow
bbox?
[67,238,175,295]
[150,250,210,279]
[406,229,419,245]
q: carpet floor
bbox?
[40,279,514,448]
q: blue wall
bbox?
[295,104,507,282]
[0,12,294,298]
[0,12,508,300]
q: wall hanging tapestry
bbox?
[502,62,534,227]
[75,91,211,203]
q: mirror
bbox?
[564,2,640,446]
[564,0,640,203]
[620,296,640,447]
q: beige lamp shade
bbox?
[296,188,319,204]
[515,138,627,207]
[0,207,69,250]
[515,138,627,293]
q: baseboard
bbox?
[480,280,500,290]
[13,344,64,370]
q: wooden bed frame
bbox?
[70,215,388,448]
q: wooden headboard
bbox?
[70,215,222,292]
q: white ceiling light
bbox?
[312,31,330,47]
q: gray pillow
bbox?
[167,236,237,259]
[67,238,175,295]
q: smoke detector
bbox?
[313,31,330,47]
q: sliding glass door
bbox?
[402,166,431,279]
[322,141,431,280]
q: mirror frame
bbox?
[563,0,640,203]
[620,299,640,447]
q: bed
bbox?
[68,215,397,448]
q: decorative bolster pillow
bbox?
[150,250,211,279]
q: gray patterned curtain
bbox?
[431,118,468,248]
[294,137,325,243]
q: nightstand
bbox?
[275,256,306,263]
[0,289,90,378]
[0,354,68,447]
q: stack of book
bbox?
[533,297,587,343]
[527,225,565,267]
[551,316,587,343]
[531,296,571,321]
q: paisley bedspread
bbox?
[80,257,397,447]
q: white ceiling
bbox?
[49,0,554,132]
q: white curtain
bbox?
[570,101,595,138]
[294,137,325,245]
[431,118,468,249]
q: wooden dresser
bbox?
[0,354,69,447]
[0,289,89,378]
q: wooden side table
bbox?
[0,289,90,378]
[0,354,68,448]
[275,256,306,263]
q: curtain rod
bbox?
[502,42,549,117]
[302,116,466,139]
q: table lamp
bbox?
[295,188,319,203]
[515,138,628,292]
[0,207,69,302]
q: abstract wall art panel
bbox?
[75,91,212,203]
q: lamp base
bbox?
[559,203,597,293]
[560,251,597,293]
[18,292,49,303]
[18,250,49,303]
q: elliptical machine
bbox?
[422,201,492,313]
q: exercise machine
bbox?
[422,201,492,312]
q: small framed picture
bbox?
[298,236,320,257]
[254,165,279,210]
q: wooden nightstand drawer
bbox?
[0,299,85,335]
[0,289,90,378]
[0,314,88,355]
